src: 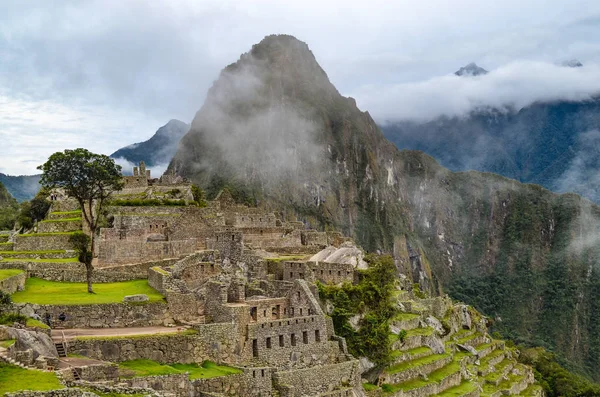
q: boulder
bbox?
[425,335,445,354]
[459,305,472,329]
[457,343,478,356]
[425,315,444,335]
[123,294,149,303]
[2,325,57,359]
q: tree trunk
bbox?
[87,229,95,294]
[86,262,94,294]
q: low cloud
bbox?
[354,61,600,123]
[555,130,600,203]
[113,157,169,178]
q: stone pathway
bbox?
[51,326,188,341]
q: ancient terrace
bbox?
[0,171,542,396]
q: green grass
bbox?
[405,327,435,337]
[390,346,432,359]
[12,278,164,305]
[0,362,64,394]
[39,218,81,223]
[363,383,379,391]
[0,250,68,255]
[0,339,15,348]
[382,362,461,393]
[0,257,79,263]
[119,360,242,380]
[50,211,81,215]
[26,318,50,329]
[18,232,77,237]
[392,312,420,322]
[0,269,24,280]
[386,353,450,374]
[436,380,478,397]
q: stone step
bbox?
[37,219,82,233]
[481,364,533,397]
[55,342,67,358]
[0,242,14,251]
[476,350,506,377]
[0,250,78,260]
[382,353,453,385]
[390,346,434,365]
[390,312,421,332]
[0,235,9,243]
[483,359,515,386]
[381,361,462,397]
[435,380,480,397]
[395,327,436,351]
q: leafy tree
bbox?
[38,149,123,293]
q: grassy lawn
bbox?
[39,218,82,223]
[436,380,478,397]
[0,269,23,281]
[119,360,242,380]
[26,318,50,329]
[0,257,79,263]
[12,278,164,305]
[50,211,81,215]
[386,353,450,374]
[0,339,15,348]
[0,363,64,394]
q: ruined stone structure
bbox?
[0,187,541,397]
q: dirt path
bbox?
[51,326,188,341]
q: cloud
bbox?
[353,61,600,123]
[555,130,600,202]
[0,92,163,175]
[113,157,169,178]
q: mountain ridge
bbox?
[167,34,600,381]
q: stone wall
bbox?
[75,363,119,382]
[0,258,179,283]
[69,323,239,364]
[124,373,191,397]
[14,234,75,251]
[37,220,82,234]
[244,315,334,369]
[274,360,361,397]
[98,239,196,265]
[0,270,25,293]
[308,261,355,284]
[14,302,171,328]
[193,366,272,397]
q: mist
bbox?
[355,61,600,123]
[112,157,169,179]
[178,51,325,190]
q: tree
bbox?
[38,149,123,293]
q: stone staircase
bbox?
[55,342,67,358]
[0,346,52,372]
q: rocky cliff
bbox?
[169,34,600,380]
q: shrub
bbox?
[398,329,408,343]
[318,254,398,365]
[0,313,27,326]
[0,290,11,305]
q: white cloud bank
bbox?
[353,61,600,123]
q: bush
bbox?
[398,329,408,343]
[0,290,11,305]
[0,313,27,326]
[318,254,398,365]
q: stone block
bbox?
[123,294,149,302]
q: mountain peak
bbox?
[454,62,489,76]
[560,59,583,68]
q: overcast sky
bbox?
[2,0,600,175]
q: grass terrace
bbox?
[18,232,77,237]
[12,278,164,305]
[386,353,450,374]
[0,363,64,394]
[0,257,79,263]
[119,360,242,380]
[50,211,82,216]
[0,269,24,280]
[39,218,82,223]
[382,362,461,393]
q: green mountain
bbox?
[0,173,41,202]
[111,119,189,168]
[0,181,19,230]
[169,34,600,380]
